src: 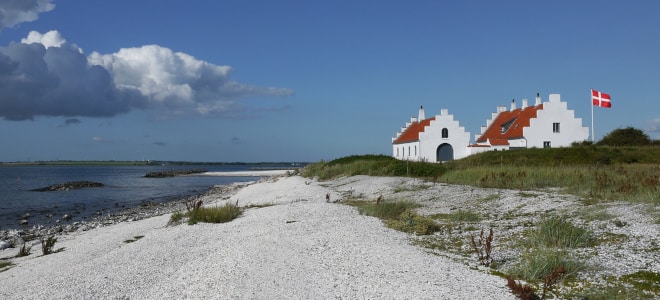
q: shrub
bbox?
[597,127,651,146]
[40,236,63,255]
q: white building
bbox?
[392,93,590,161]
[392,106,471,162]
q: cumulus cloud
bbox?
[21,30,68,49]
[0,30,293,121]
[0,0,54,31]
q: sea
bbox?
[0,163,299,231]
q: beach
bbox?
[1,173,657,299]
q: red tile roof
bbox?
[475,104,543,145]
[392,117,436,144]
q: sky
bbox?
[0,1,658,162]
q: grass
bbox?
[301,155,446,180]
[0,261,12,272]
[303,147,659,204]
[526,217,595,248]
[169,202,243,225]
[510,248,586,282]
[346,200,440,235]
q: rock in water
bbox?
[31,181,104,192]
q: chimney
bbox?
[522,98,528,108]
[418,105,425,121]
[510,99,516,110]
[535,93,541,105]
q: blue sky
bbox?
[1,1,658,162]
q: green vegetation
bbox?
[302,155,446,180]
[304,145,659,203]
[0,261,12,271]
[444,210,482,223]
[346,200,440,235]
[40,236,61,255]
[170,202,243,225]
[510,248,585,282]
[597,127,653,146]
[525,217,595,248]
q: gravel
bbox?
[0,176,515,299]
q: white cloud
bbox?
[21,30,67,49]
[0,31,293,120]
[0,0,55,31]
[89,44,293,116]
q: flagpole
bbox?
[591,89,595,142]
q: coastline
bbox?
[1,173,657,298]
[0,169,295,241]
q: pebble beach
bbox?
[0,172,657,299]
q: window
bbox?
[553,122,560,133]
[543,141,551,148]
[414,145,417,156]
[408,146,410,156]
[442,128,448,138]
[500,118,516,133]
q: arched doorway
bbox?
[436,143,454,162]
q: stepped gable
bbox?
[475,104,543,146]
[392,117,436,144]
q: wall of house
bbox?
[418,109,471,162]
[392,141,421,161]
[525,94,589,148]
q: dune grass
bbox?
[526,217,595,249]
[169,202,243,225]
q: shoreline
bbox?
[1,173,657,298]
[0,169,296,241]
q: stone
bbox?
[0,240,10,250]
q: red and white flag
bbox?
[592,89,612,108]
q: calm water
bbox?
[0,164,287,230]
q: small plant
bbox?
[511,248,584,281]
[40,236,62,255]
[540,266,566,299]
[16,243,31,257]
[470,227,493,266]
[0,261,13,271]
[187,202,242,225]
[185,197,203,212]
[123,235,145,243]
[506,276,539,300]
[528,217,594,248]
[386,209,441,235]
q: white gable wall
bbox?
[525,94,589,148]
[418,109,471,162]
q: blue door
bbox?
[436,143,454,162]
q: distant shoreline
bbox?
[0,161,309,167]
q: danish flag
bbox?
[591,89,611,108]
